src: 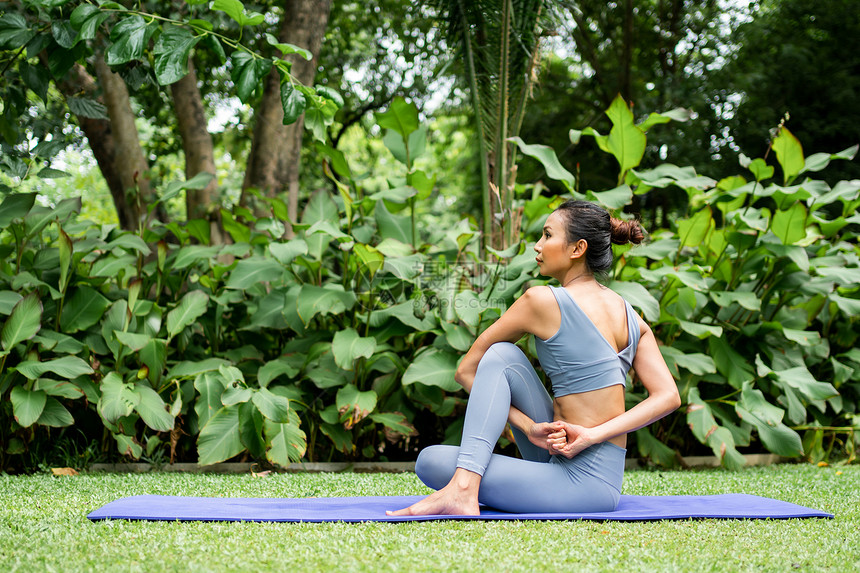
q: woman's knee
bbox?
[415,445,458,490]
[478,342,527,371]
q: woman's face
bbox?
[534,211,575,277]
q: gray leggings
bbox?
[415,342,625,513]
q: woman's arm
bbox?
[453,286,559,441]
[551,318,681,458]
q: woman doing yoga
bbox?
[388,200,680,516]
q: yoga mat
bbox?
[87,493,833,522]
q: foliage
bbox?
[515,96,860,468]
[2,91,859,471]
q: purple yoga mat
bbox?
[87,493,833,522]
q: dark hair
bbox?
[554,200,644,273]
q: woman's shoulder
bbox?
[521,285,557,305]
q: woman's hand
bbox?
[549,422,596,459]
[526,421,566,452]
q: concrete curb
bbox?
[90,454,786,474]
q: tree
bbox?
[717,0,860,183]
[432,0,548,249]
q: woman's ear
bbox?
[569,238,588,260]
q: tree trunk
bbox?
[52,61,138,230]
[242,0,332,237]
[170,59,225,244]
[94,55,165,225]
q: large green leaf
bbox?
[677,206,713,247]
[336,384,377,429]
[251,387,291,423]
[197,405,244,465]
[710,291,761,311]
[508,137,575,187]
[166,290,209,338]
[10,387,47,428]
[133,383,174,432]
[686,387,718,443]
[605,95,647,177]
[736,383,803,457]
[230,51,272,103]
[257,357,300,388]
[0,13,35,50]
[331,328,377,371]
[269,239,308,265]
[402,348,460,391]
[225,257,285,289]
[369,412,415,436]
[264,413,306,466]
[60,286,110,333]
[772,127,804,183]
[106,16,149,66]
[708,337,754,389]
[194,371,228,429]
[280,82,307,126]
[295,285,356,325]
[238,400,266,458]
[152,25,201,85]
[375,96,419,138]
[773,367,838,403]
[771,202,807,245]
[634,427,678,467]
[0,193,36,229]
[36,397,75,427]
[70,4,109,42]
[608,281,659,322]
[375,201,412,243]
[15,355,94,380]
[1,292,42,352]
[97,373,139,424]
[212,0,265,27]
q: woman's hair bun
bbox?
[610,218,644,245]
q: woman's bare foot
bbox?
[386,469,481,516]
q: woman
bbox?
[388,200,680,516]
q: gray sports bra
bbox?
[535,286,641,397]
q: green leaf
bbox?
[508,137,575,187]
[608,281,659,322]
[266,33,311,60]
[10,387,47,427]
[708,337,754,389]
[677,207,713,247]
[238,400,265,458]
[637,108,691,132]
[212,0,265,27]
[264,413,306,465]
[194,371,228,429]
[230,51,272,103]
[1,292,42,352]
[168,358,229,380]
[295,285,356,325]
[97,372,140,423]
[0,291,23,315]
[251,387,291,423]
[677,320,723,339]
[774,367,838,402]
[771,202,807,245]
[375,200,412,243]
[0,193,37,229]
[34,378,84,399]
[634,427,678,467]
[60,286,110,333]
[91,254,136,278]
[52,21,77,49]
[139,339,167,383]
[257,357,300,388]
[70,4,109,42]
[772,127,804,183]
[280,82,307,125]
[36,397,74,427]
[587,184,633,210]
[15,355,94,380]
[686,387,718,443]
[224,257,284,289]
[133,383,174,432]
[710,291,761,311]
[66,96,109,120]
[605,95,647,177]
[197,405,244,465]
[402,348,459,392]
[369,412,416,437]
[0,13,35,50]
[747,158,774,182]
[331,328,377,371]
[221,385,252,406]
[166,290,209,338]
[375,96,419,138]
[106,16,148,66]
[336,384,377,428]
[152,25,201,86]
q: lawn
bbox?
[0,464,857,572]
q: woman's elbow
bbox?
[664,386,682,412]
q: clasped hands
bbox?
[527,421,594,459]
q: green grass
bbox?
[1,464,857,572]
